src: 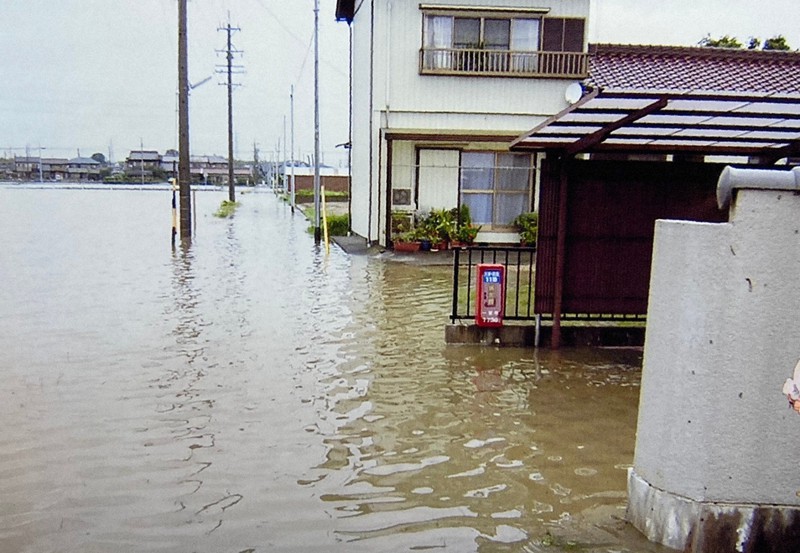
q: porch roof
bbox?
[512,44,800,161]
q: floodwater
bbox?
[0,186,669,553]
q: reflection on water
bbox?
[0,187,668,552]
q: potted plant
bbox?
[415,208,456,250]
[455,223,481,246]
[391,210,420,252]
[393,230,421,252]
[451,204,480,247]
[513,211,538,248]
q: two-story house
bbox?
[125,150,162,179]
[14,156,69,180]
[67,156,101,181]
[335,0,590,245]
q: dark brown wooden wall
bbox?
[535,158,728,316]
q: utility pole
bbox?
[178,0,192,241]
[140,138,145,186]
[217,13,242,203]
[290,85,296,213]
[253,141,260,184]
[38,145,45,183]
[313,0,322,242]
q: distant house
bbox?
[161,152,179,175]
[125,150,162,178]
[67,156,101,181]
[336,0,590,245]
[190,155,252,185]
[0,158,13,180]
[14,156,69,180]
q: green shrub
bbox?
[326,213,350,236]
[306,212,350,236]
[213,199,240,218]
[513,212,538,246]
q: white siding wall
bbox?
[348,1,376,241]
[417,149,460,211]
[382,0,591,127]
[345,0,591,245]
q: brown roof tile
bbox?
[587,44,800,94]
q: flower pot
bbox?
[393,240,420,252]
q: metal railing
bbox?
[420,48,588,78]
[451,246,537,324]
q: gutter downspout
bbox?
[347,23,353,233]
[376,0,392,245]
[367,0,375,243]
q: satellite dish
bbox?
[565,82,583,105]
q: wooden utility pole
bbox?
[217,13,242,203]
[178,0,192,240]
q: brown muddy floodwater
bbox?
[0,186,670,553]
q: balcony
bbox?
[420,48,588,78]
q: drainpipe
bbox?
[347,24,353,234]
[366,0,375,244]
[381,0,391,246]
[385,0,391,121]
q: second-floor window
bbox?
[421,11,586,77]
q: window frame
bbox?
[420,8,586,77]
[424,13,540,52]
[459,151,534,230]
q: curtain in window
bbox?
[483,19,510,71]
[460,153,531,228]
[461,152,494,225]
[496,154,531,225]
[425,16,453,69]
[510,18,539,72]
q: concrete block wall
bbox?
[628,167,800,552]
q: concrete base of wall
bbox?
[444,323,645,348]
[627,469,800,552]
[445,323,536,347]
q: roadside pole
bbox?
[178,0,192,241]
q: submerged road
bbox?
[0,186,668,552]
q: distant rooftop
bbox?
[587,44,800,94]
[69,157,100,165]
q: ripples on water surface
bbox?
[0,187,668,552]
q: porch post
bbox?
[385,136,393,247]
[550,157,569,348]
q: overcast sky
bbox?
[1,0,797,165]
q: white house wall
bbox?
[378,0,590,128]
[345,0,591,244]
[348,1,377,241]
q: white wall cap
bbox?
[717,166,800,210]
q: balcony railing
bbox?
[420,48,588,78]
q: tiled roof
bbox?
[587,44,800,94]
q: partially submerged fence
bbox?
[450,247,537,324]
